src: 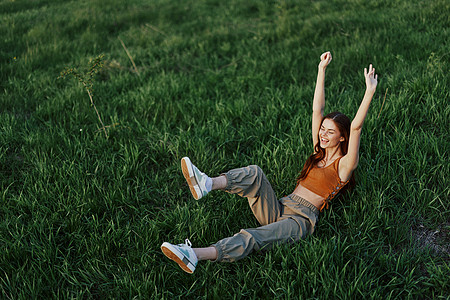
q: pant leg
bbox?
[223,165,280,225]
[212,217,305,262]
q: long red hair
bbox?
[296,112,355,192]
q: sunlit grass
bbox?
[0,0,448,298]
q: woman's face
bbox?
[319,118,344,149]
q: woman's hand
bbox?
[319,51,332,70]
[364,64,378,92]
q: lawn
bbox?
[0,0,448,298]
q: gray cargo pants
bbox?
[212,165,319,262]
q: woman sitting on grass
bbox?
[161,51,378,274]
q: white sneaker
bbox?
[161,239,198,274]
[181,157,210,200]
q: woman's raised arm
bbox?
[340,64,378,180]
[312,52,332,149]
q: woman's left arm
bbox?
[340,64,378,180]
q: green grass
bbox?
[1,0,449,298]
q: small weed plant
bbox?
[59,54,109,138]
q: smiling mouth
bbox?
[320,137,329,143]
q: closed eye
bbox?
[321,127,335,134]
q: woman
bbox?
[161,52,378,274]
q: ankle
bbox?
[193,247,218,261]
[211,175,227,190]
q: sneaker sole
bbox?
[181,157,202,200]
[161,243,195,274]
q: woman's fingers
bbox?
[320,51,331,61]
[365,65,376,78]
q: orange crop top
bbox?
[299,157,349,211]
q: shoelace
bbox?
[184,239,192,247]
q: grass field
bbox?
[1,0,449,298]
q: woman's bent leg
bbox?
[223,165,281,225]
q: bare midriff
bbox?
[292,183,325,210]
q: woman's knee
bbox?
[248,165,264,179]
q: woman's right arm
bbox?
[312,52,332,149]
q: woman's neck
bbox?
[324,146,343,163]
